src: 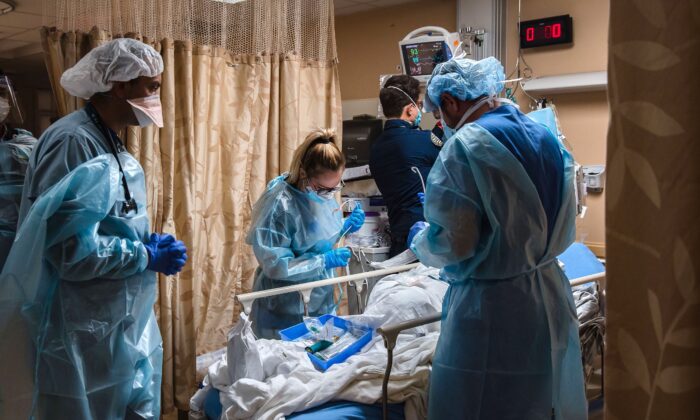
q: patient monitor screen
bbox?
[401,41,450,77]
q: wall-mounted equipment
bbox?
[457,0,506,62]
[583,165,606,193]
[398,26,460,83]
[342,118,383,169]
[519,14,573,49]
[521,71,607,95]
[459,26,487,60]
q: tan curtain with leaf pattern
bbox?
[39,2,341,416]
[605,1,700,419]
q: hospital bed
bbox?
[191,244,605,420]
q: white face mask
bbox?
[0,97,10,122]
[304,177,343,202]
[127,95,163,128]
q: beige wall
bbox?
[505,0,610,255]
[336,0,457,101]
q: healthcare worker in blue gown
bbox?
[248,129,365,339]
[0,72,37,271]
[408,57,587,419]
[0,39,188,420]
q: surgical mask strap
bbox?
[454,94,513,132]
[386,86,421,120]
[448,95,492,132]
[496,97,519,109]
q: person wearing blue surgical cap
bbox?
[247,128,364,339]
[408,57,586,420]
[0,39,187,420]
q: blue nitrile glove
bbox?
[145,233,189,275]
[342,203,365,234]
[407,221,429,248]
[324,247,352,270]
[417,192,425,204]
[166,239,188,275]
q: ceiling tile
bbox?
[0,12,44,29]
[6,28,41,43]
[334,0,360,8]
[0,39,31,53]
[372,0,419,6]
[13,0,45,15]
[335,0,419,14]
[335,4,375,15]
[0,27,26,39]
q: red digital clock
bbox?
[520,15,573,49]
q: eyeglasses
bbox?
[312,179,345,195]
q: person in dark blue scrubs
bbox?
[369,75,442,257]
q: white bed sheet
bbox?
[192,265,447,420]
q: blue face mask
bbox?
[413,109,422,128]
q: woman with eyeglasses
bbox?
[246,128,365,339]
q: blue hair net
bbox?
[425,57,506,112]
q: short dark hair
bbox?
[379,75,420,118]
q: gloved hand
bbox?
[342,203,365,234]
[407,221,429,248]
[417,192,425,204]
[324,247,351,270]
[145,233,188,276]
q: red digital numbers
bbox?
[527,23,563,42]
[552,23,561,38]
[526,27,535,42]
[521,16,570,48]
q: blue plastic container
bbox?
[279,314,373,371]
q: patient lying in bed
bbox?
[191,265,447,420]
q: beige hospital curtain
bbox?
[40,1,342,417]
[605,1,700,419]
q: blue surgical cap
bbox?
[425,57,506,112]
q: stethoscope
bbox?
[85,103,138,214]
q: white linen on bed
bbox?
[192,265,446,420]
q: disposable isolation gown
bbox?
[412,105,586,419]
[0,107,161,420]
[0,129,36,270]
[247,175,343,339]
